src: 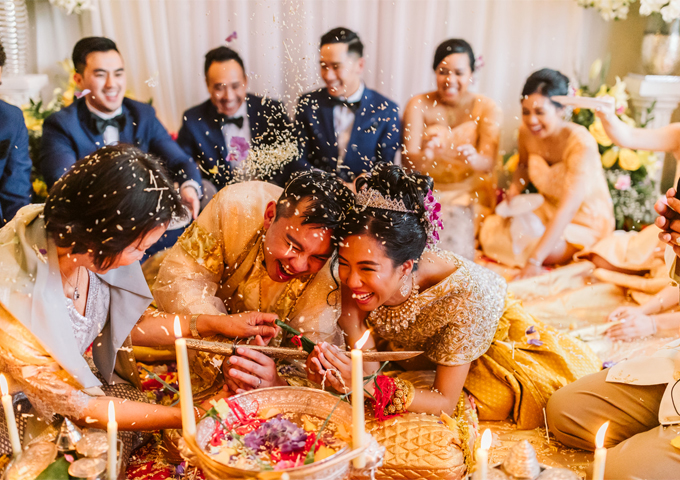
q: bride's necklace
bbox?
[368,275,420,333]
[61,266,82,301]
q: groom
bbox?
[152,170,354,393]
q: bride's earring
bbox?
[399,274,411,297]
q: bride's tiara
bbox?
[355,188,415,213]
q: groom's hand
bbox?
[219,312,280,343]
[655,187,680,257]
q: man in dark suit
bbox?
[40,37,203,220]
[177,47,290,193]
[0,41,32,224]
[292,27,401,182]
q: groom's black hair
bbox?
[320,27,364,57]
[275,170,355,231]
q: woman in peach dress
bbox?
[402,39,502,259]
[480,69,614,278]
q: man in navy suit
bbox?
[177,47,290,193]
[40,37,203,220]
[0,41,32,224]
[292,27,401,182]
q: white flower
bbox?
[640,0,669,16]
[661,0,680,22]
[578,0,633,21]
[48,0,93,15]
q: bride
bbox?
[308,163,601,428]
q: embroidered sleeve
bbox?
[424,257,506,366]
[177,222,224,275]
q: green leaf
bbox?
[35,457,71,480]
[275,319,316,353]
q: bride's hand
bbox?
[594,95,617,122]
[456,143,481,167]
[308,343,352,395]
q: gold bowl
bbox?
[183,386,365,480]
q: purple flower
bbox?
[226,31,238,43]
[243,417,308,453]
[227,136,249,162]
[39,248,47,255]
[423,189,443,248]
[525,325,537,335]
[176,462,186,475]
[602,361,616,369]
[527,338,543,347]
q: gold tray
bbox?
[183,386,366,480]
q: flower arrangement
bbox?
[201,397,349,471]
[576,0,634,20]
[48,0,93,15]
[576,0,680,23]
[572,62,658,230]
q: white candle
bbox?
[107,401,117,480]
[0,375,20,457]
[174,316,196,437]
[351,330,371,468]
[592,422,609,480]
[475,429,492,480]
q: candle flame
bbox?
[0,375,7,396]
[108,400,116,423]
[173,316,182,339]
[595,421,609,449]
[355,329,371,349]
[481,429,492,450]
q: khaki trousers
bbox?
[546,369,680,480]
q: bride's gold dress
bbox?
[363,252,601,479]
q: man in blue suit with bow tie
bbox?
[291,27,401,182]
[0,41,32,224]
[40,37,203,221]
[177,47,290,194]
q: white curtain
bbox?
[33,0,613,149]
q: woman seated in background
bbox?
[0,145,276,471]
[480,68,615,278]
[402,39,501,259]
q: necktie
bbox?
[219,116,244,129]
[329,97,361,113]
[90,113,126,136]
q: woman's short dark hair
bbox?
[72,37,119,74]
[44,144,187,270]
[336,164,434,270]
[522,68,569,107]
[433,39,475,72]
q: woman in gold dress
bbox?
[308,165,600,471]
[480,69,614,278]
[402,39,502,259]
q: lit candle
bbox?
[107,401,117,480]
[0,375,20,457]
[592,422,609,480]
[475,429,492,480]
[351,330,371,468]
[174,316,196,437]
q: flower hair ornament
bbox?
[354,187,443,250]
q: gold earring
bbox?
[399,274,411,297]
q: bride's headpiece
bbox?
[355,188,415,213]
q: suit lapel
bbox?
[318,92,337,157]
[118,100,136,144]
[206,101,228,160]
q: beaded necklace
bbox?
[367,275,420,333]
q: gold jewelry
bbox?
[399,274,411,297]
[367,275,419,333]
[190,314,202,339]
[387,378,415,415]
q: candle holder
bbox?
[76,430,109,458]
[3,442,57,480]
[56,417,83,452]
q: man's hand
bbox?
[218,312,280,343]
[223,336,286,394]
[180,185,200,219]
[307,343,354,395]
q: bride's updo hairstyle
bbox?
[521,68,569,108]
[338,164,434,270]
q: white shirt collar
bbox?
[85,100,123,120]
[344,82,365,103]
[228,99,248,119]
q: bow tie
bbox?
[219,115,244,129]
[90,113,126,136]
[329,97,361,113]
